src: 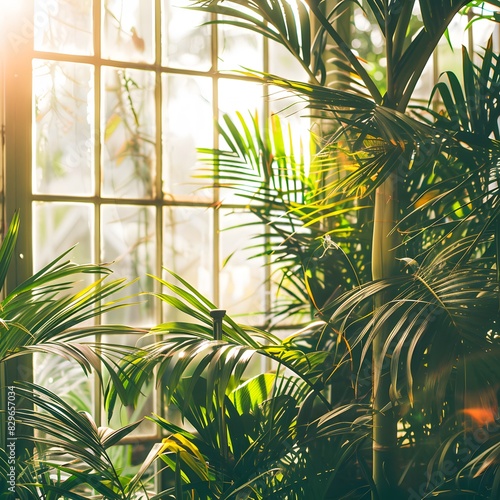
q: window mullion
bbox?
[212,13,220,306]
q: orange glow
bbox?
[462,407,498,426]
[0,1,25,28]
[0,0,23,17]
[0,1,30,56]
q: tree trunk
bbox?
[371,172,399,499]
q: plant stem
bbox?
[210,309,229,487]
[371,172,399,499]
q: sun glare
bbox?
[0,0,24,17]
[0,1,31,55]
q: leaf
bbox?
[13,382,154,498]
[0,210,20,292]
[104,113,122,141]
[229,373,276,413]
[160,433,210,482]
[413,188,442,208]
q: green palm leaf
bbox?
[0,213,150,430]
[14,382,157,499]
[188,0,323,83]
[198,110,371,321]
[328,237,499,412]
[0,210,20,291]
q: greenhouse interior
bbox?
[1,1,499,499]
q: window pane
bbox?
[102,67,156,198]
[35,354,93,413]
[103,0,154,63]
[436,14,468,81]
[162,206,213,319]
[106,363,157,434]
[471,17,496,63]
[34,0,93,55]
[162,74,213,197]
[33,201,93,270]
[412,58,434,101]
[217,80,264,203]
[101,205,156,325]
[218,16,263,72]
[269,41,308,81]
[107,443,157,485]
[219,209,266,323]
[33,202,95,448]
[33,60,94,196]
[269,84,310,131]
[162,0,211,70]
[218,79,263,116]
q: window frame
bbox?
[1,0,273,489]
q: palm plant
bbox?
[114,271,372,498]
[0,212,155,498]
[153,1,500,498]
[26,2,498,497]
[197,111,372,324]
[8,383,159,500]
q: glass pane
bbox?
[33,202,93,271]
[162,206,213,320]
[218,16,263,72]
[218,78,263,116]
[162,0,211,70]
[162,74,212,197]
[33,60,94,196]
[269,84,310,130]
[34,0,93,55]
[106,368,157,434]
[106,443,157,484]
[34,354,93,412]
[102,67,156,198]
[101,205,156,325]
[269,40,308,81]
[33,203,95,422]
[103,0,154,63]
[471,17,496,63]
[217,79,264,203]
[412,58,434,102]
[219,209,266,323]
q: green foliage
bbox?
[0,213,152,498]
[5,1,500,499]
[0,213,141,376]
[198,111,372,323]
[178,1,500,498]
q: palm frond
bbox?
[0,210,20,291]
[189,0,325,85]
[327,237,499,412]
[14,382,157,499]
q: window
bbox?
[1,0,305,488]
[2,0,497,493]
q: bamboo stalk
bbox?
[371,172,399,499]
